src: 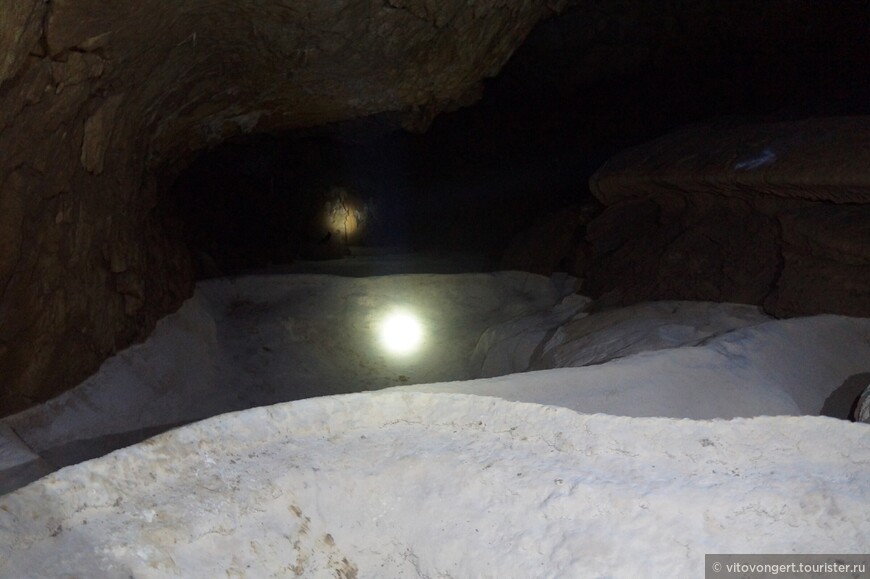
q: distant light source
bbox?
[379,310,423,355]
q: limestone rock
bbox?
[591,117,870,206]
[80,94,124,175]
[0,1,45,86]
[584,193,781,308]
[768,205,870,317]
[0,423,52,496]
[584,116,870,317]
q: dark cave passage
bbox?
[166,0,870,279]
[168,124,591,278]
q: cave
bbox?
[2,1,870,574]
[2,0,870,414]
[169,0,870,282]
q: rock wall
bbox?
[428,0,870,176]
[0,0,567,415]
[584,117,870,317]
[447,0,870,280]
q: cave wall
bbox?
[424,0,870,174]
[0,0,568,415]
[584,117,870,317]
[174,0,870,274]
[395,0,870,263]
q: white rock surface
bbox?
[404,314,870,419]
[0,425,53,497]
[5,269,870,498]
[0,424,36,471]
[470,293,593,378]
[3,272,576,458]
[470,299,771,377]
[856,384,870,423]
[1,393,868,578]
[533,300,771,369]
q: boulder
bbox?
[584,193,781,308]
[591,117,870,206]
[768,205,870,317]
[584,117,870,316]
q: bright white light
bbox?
[379,310,423,355]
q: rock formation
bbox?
[0,0,567,415]
[583,117,870,317]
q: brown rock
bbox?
[767,205,870,317]
[0,169,28,281]
[81,94,124,175]
[591,117,870,206]
[584,194,780,308]
[778,205,870,266]
[0,2,46,86]
[585,116,870,317]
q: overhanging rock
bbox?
[584,117,870,317]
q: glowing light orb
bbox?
[379,310,423,355]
